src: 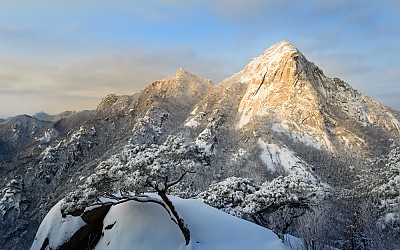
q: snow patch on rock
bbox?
[236,110,253,129]
[190,106,198,115]
[196,128,215,155]
[257,138,321,183]
[272,123,322,149]
[185,118,200,128]
[30,199,86,250]
[35,128,59,144]
[257,138,300,172]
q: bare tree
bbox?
[295,205,330,250]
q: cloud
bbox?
[49,46,234,92]
[213,0,273,13]
[0,73,22,82]
[211,0,295,23]
[0,46,236,117]
[0,26,34,38]
[0,27,40,53]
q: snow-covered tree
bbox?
[243,175,328,238]
[373,142,400,201]
[62,135,209,245]
[0,176,23,220]
[370,141,400,241]
[242,175,326,215]
[197,177,259,217]
[198,175,329,238]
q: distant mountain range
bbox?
[1,41,399,249]
[32,111,76,122]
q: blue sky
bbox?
[0,0,399,117]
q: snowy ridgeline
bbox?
[30,195,298,250]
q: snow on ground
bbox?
[231,148,247,163]
[30,200,86,250]
[35,128,59,143]
[96,200,186,250]
[257,138,319,183]
[195,128,215,155]
[97,196,289,250]
[174,197,289,250]
[31,196,291,250]
[185,118,200,128]
[257,138,300,172]
[236,109,253,129]
[271,123,322,149]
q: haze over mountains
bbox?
[0,41,399,249]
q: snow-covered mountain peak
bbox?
[235,41,400,150]
[175,67,191,78]
[142,69,213,100]
[146,68,210,88]
[236,41,323,130]
[97,94,120,111]
[240,40,302,85]
[260,40,299,59]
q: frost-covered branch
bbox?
[61,135,208,245]
[167,170,195,189]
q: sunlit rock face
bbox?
[237,41,329,148]
[234,41,399,151]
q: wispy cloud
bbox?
[0,26,34,37]
[0,46,236,117]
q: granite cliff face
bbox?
[0,41,399,249]
[97,68,212,112]
[233,41,399,151]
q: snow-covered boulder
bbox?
[31,195,291,250]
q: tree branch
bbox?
[167,170,195,189]
[100,193,176,223]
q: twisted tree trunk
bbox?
[157,190,191,245]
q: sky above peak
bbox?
[0,0,399,117]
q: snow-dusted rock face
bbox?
[235,41,399,150]
[143,68,213,103]
[0,115,53,162]
[237,41,327,137]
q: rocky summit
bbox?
[1,41,399,249]
[235,41,399,150]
